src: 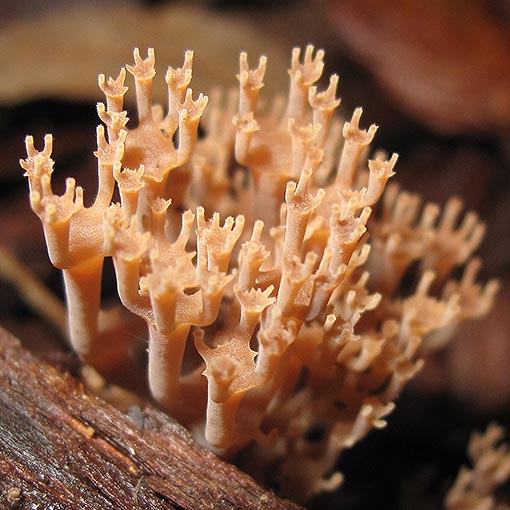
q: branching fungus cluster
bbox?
[446,424,510,510]
[21,46,499,500]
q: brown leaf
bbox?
[322,0,510,134]
[0,3,290,105]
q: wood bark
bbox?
[0,327,304,510]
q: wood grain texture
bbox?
[0,327,303,510]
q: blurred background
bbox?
[0,1,509,508]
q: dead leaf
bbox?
[322,0,510,134]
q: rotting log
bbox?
[0,327,304,510]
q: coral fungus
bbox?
[446,424,510,510]
[21,46,498,500]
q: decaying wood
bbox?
[0,327,304,510]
